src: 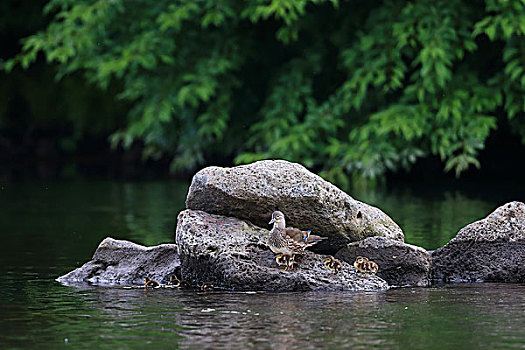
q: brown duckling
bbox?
[275,253,288,267]
[200,282,214,291]
[353,256,378,277]
[275,253,297,271]
[179,279,192,289]
[167,275,180,287]
[167,274,192,288]
[144,276,160,288]
[324,255,342,274]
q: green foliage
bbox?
[4,0,525,184]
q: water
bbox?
[1,179,524,349]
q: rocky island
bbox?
[57,160,525,291]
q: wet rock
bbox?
[335,236,431,287]
[175,209,389,291]
[431,201,525,283]
[185,160,404,253]
[57,237,180,285]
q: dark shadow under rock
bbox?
[432,201,525,283]
[185,160,404,254]
[175,209,389,292]
[335,236,431,287]
[57,237,180,285]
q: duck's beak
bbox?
[269,218,275,224]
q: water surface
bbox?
[1,179,524,349]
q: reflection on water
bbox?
[0,179,524,349]
[1,277,524,349]
[0,180,187,276]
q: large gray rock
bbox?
[335,236,431,287]
[175,209,389,291]
[57,237,180,285]
[432,201,525,283]
[185,160,404,253]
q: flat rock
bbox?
[335,236,431,287]
[57,237,180,285]
[175,209,389,291]
[185,160,404,253]
[431,201,525,283]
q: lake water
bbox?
[1,179,524,349]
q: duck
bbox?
[268,211,327,270]
[324,255,342,274]
[353,256,378,277]
[144,276,160,288]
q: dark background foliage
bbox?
[1,0,525,185]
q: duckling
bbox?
[144,276,160,288]
[275,253,297,271]
[353,256,378,277]
[324,255,342,274]
[179,279,192,289]
[166,274,192,288]
[275,253,290,268]
[167,275,180,287]
[200,282,214,291]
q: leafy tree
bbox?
[3,0,525,186]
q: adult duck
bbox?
[268,210,326,270]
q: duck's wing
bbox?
[283,227,306,243]
[280,229,308,253]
